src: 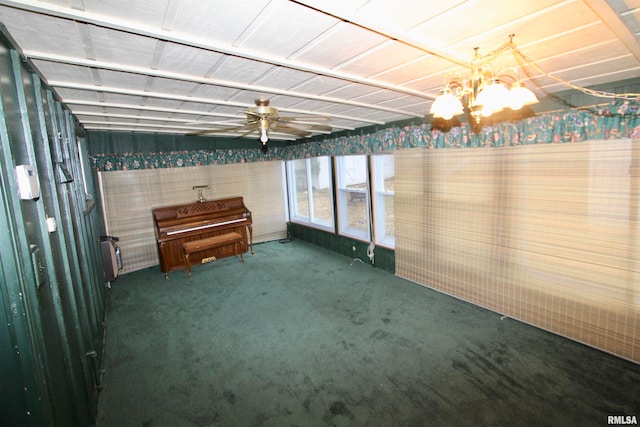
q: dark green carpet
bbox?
[96,240,639,427]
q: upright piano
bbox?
[153,196,253,277]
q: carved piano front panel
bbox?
[153,197,253,275]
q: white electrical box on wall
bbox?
[15,165,40,200]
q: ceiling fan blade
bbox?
[237,126,260,139]
[310,124,333,132]
[184,118,245,126]
[190,99,332,139]
[187,123,256,136]
[278,115,331,122]
[270,124,311,138]
[277,120,332,132]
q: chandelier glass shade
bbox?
[429,87,464,120]
[474,78,512,117]
[508,82,539,110]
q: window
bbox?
[286,157,334,230]
[372,154,395,248]
[336,155,370,241]
[289,154,395,248]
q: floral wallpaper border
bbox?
[90,101,640,172]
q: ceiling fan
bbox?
[188,99,332,152]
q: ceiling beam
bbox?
[74,111,236,124]
[25,51,423,118]
[291,0,470,68]
[446,0,578,50]
[582,0,640,62]
[80,119,333,136]
[0,0,436,100]
[67,102,356,131]
[49,80,387,125]
[64,100,242,120]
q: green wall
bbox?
[0,33,108,426]
[288,222,395,274]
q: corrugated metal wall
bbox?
[0,33,107,426]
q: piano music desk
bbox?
[182,232,244,278]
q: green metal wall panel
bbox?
[0,33,107,426]
[0,36,55,427]
[0,281,30,426]
[288,222,395,274]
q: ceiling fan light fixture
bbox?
[259,127,269,143]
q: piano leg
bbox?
[247,224,255,255]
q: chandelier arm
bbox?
[444,71,467,94]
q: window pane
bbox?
[380,193,395,240]
[344,191,369,233]
[309,157,333,226]
[287,157,334,231]
[337,155,370,240]
[338,155,368,190]
[290,159,309,220]
[373,154,395,247]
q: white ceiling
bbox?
[0,0,638,141]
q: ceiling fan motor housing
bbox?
[248,99,279,121]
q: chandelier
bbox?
[430,35,539,123]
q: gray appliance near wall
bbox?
[100,235,122,284]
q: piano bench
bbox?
[182,232,244,277]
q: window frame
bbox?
[335,155,371,242]
[286,157,335,232]
[371,154,395,248]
